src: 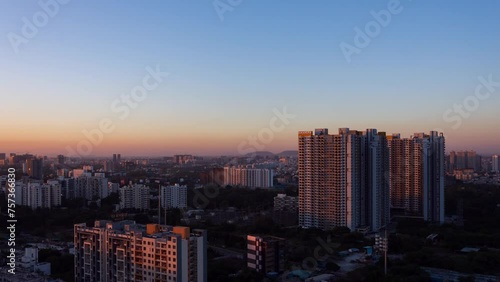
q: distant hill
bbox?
[244,151,276,158]
[277,150,298,157]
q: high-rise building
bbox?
[298,128,390,232]
[57,154,65,165]
[451,150,479,171]
[364,129,391,232]
[112,153,121,167]
[8,153,23,165]
[71,168,92,178]
[492,155,499,173]
[26,158,43,180]
[57,169,69,178]
[388,132,446,223]
[74,221,207,282]
[388,134,423,215]
[73,175,109,200]
[247,235,285,274]
[17,182,61,209]
[448,151,456,173]
[0,153,6,160]
[109,182,120,194]
[175,154,194,165]
[200,168,225,186]
[161,184,187,209]
[413,132,445,223]
[9,181,25,206]
[119,184,150,210]
[223,166,274,188]
[103,160,114,172]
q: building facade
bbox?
[26,158,43,180]
[72,175,109,200]
[388,132,446,223]
[448,150,480,172]
[119,184,150,210]
[413,132,445,223]
[174,155,194,165]
[223,166,274,188]
[492,155,499,173]
[74,220,207,282]
[161,184,187,209]
[247,235,285,274]
[388,134,423,215]
[298,128,390,232]
[13,182,61,210]
[273,194,298,211]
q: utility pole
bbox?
[375,230,388,276]
[384,228,388,276]
[157,181,161,225]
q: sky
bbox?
[1,0,499,157]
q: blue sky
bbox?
[1,0,499,156]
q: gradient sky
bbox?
[1,0,499,156]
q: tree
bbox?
[326,261,340,271]
[459,276,475,282]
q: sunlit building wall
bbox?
[492,155,499,173]
[223,167,274,188]
[298,128,390,232]
[389,132,446,223]
[74,221,207,282]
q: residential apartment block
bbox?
[247,235,285,274]
[388,132,446,223]
[161,184,187,209]
[74,220,207,282]
[223,166,274,188]
[11,181,61,210]
[492,155,499,173]
[119,184,150,210]
[298,128,390,232]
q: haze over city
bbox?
[1,0,499,156]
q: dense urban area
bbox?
[1,132,500,281]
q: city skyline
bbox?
[1,0,500,156]
[2,2,500,281]
[1,126,498,158]
[1,131,499,158]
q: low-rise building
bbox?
[247,235,285,274]
[273,194,297,211]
